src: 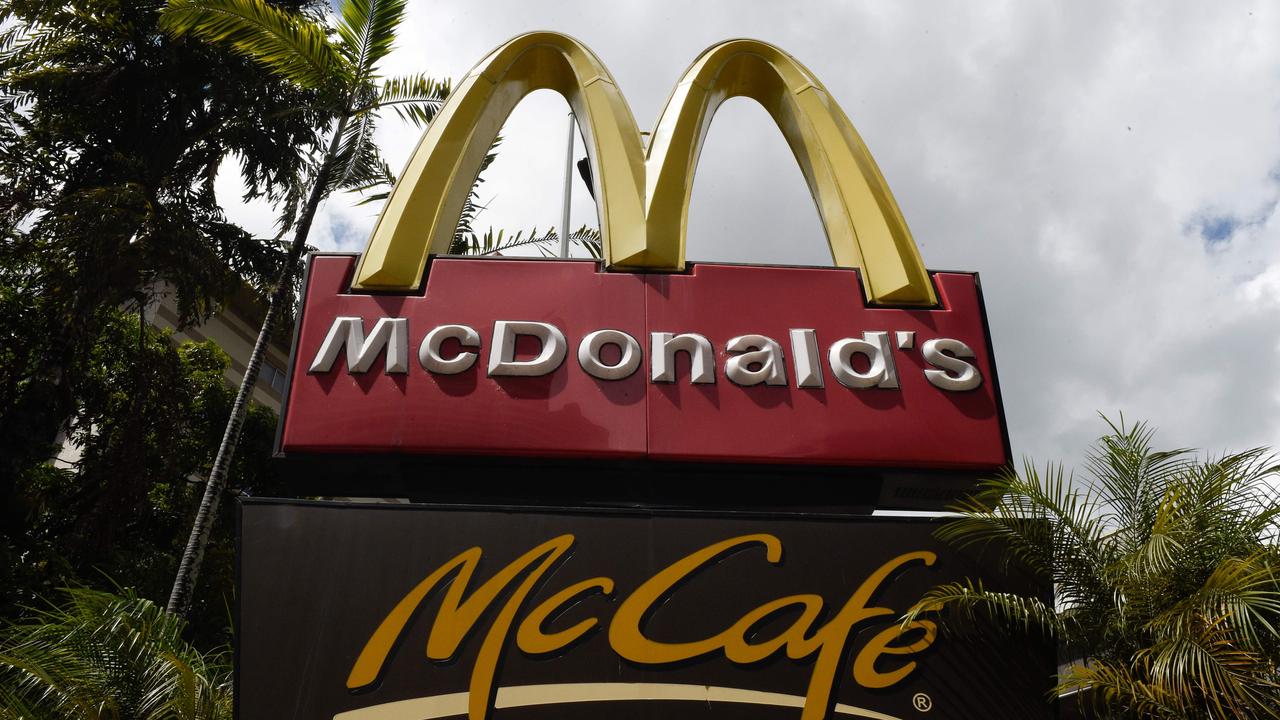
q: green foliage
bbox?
[162,0,343,91]
[0,0,325,313]
[906,419,1280,719]
[371,72,451,127]
[0,0,324,499]
[159,0,449,218]
[450,225,604,259]
[1,310,280,647]
[0,587,231,719]
[334,0,405,81]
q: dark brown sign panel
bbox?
[238,500,1053,720]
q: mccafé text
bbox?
[307,317,983,391]
[346,533,939,720]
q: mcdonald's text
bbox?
[308,316,983,392]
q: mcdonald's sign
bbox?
[275,33,1011,502]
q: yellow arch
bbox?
[353,32,649,289]
[352,32,937,306]
[644,40,934,304]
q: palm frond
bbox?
[573,226,604,259]
[1148,553,1280,648]
[353,188,390,206]
[161,0,347,91]
[0,9,104,76]
[1058,659,1185,720]
[449,226,539,256]
[0,23,24,54]
[0,588,231,719]
[942,459,1111,603]
[902,578,1064,639]
[328,97,390,193]
[1140,614,1280,719]
[1087,417,1193,552]
[450,225,602,259]
[359,72,450,127]
[1114,483,1187,578]
[335,0,407,82]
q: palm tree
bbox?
[158,0,604,617]
[157,0,450,616]
[0,588,231,719]
[904,419,1280,719]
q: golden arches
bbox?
[352,32,937,306]
[646,40,934,304]
[352,32,647,288]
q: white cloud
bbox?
[221,0,1280,468]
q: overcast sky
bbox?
[221,0,1280,470]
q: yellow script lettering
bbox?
[608,535,936,720]
[516,577,613,656]
[348,534,940,720]
[609,533,782,663]
[346,535,575,720]
[852,619,938,689]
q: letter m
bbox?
[346,535,574,720]
[308,317,408,374]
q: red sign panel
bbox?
[278,254,1008,472]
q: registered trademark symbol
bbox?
[912,692,933,712]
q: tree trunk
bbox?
[166,114,348,617]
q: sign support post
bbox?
[559,111,575,257]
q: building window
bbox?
[262,362,287,393]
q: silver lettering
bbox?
[307,318,983,398]
[922,338,981,391]
[578,329,642,380]
[420,324,480,374]
[308,317,408,374]
[828,331,898,389]
[487,321,568,377]
[788,329,824,388]
[650,332,715,384]
[725,334,787,387]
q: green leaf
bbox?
[161,0,348,91]
[335,0,407,82]
[362,72,450,127]
[902,578,1064,639]
[328,102,391,193]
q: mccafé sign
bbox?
[347,533,939,720]
[239,502,1054,720]
[277,31,1010,476]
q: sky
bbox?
[220,0,1280,470]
